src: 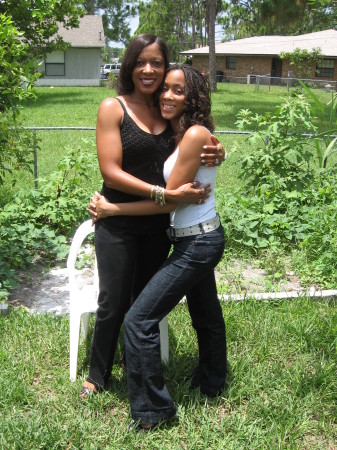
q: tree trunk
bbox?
[208,0,217,91]
[184,0,189,50]
[198,0,203,46]
[191,0,195,49]
[178,0,184,52]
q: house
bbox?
[181,30,337,83]
[36,15,105,87]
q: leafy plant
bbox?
[0,13,39,185]
[106,72,118,89]
[0,140,96,300]
[236,93,315,197]
[299,80,337,170]
[280,47,322,79]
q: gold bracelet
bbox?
[150,185,155,199]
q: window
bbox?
[226,56,236,70]
[316,59,334,78]
[45,51,65,76]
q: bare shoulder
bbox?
[181,125,213,147]
[97,97,123,126]
[98,97,123,114]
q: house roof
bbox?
[181,29,337,58]
[56,15,105,48]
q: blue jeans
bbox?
[124,224,227,424]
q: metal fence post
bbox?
[33,128,38,189]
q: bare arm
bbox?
[96,97,204,203]
[166,125,213,190]
[91,192,176,220]
[89,126,213,221]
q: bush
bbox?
[0,13,39,185]
[0,140,96,300]
[106,72,117,89]
[219,90,337,287]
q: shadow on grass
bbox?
[22,88,107,109]
[77,321,231,408]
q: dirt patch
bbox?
[8,260,93,315]
[215,259,314,296]
[7,251,316,316]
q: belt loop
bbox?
[199,223,205,235]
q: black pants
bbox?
[87,220,170,388]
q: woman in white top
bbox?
[90,65,227,430]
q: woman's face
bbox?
[132,43,165,95]
[159,70,186,123]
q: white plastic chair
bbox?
[68,219,169,381]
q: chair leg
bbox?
[69,311,81,382]
[159,316,169,363]
[80,312,90,344]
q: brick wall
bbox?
[191,55,337,82]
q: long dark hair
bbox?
[117,34,170,95]
[166,65,214,142]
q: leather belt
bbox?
[167,215,221,239]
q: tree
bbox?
[208,0,217,91]
[82,0,137,46]
[0,0,84,58]
[136,0,215,61]
[220,0,337,39]
[137,0,179,60]
[0,1,84,185]
[0,14,40,185]
[280,47,322,79]
[101,47,125,63]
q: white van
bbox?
[101,63,121,79]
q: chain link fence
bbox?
[22,126,96,189]
[20,127,254,194]
[218,75,337,92]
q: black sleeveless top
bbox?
[100,98,174,234]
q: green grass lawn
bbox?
[5,82,329,198]
[1,84,286,198]
[1,85,336,448]
[1,298,336,449]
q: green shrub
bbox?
[0,139,96,300]
[106,72,117,89]
[219,89,337,287]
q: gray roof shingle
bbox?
[181,29,337,58]
[56,15,105,48]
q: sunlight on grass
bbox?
[1,299,336,448]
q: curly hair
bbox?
[166,64,214,142]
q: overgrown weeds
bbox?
[218,88,337,288]
[0,139,96,299]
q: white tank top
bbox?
[163,146,217,228]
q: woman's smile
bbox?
[160,70,186,123]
